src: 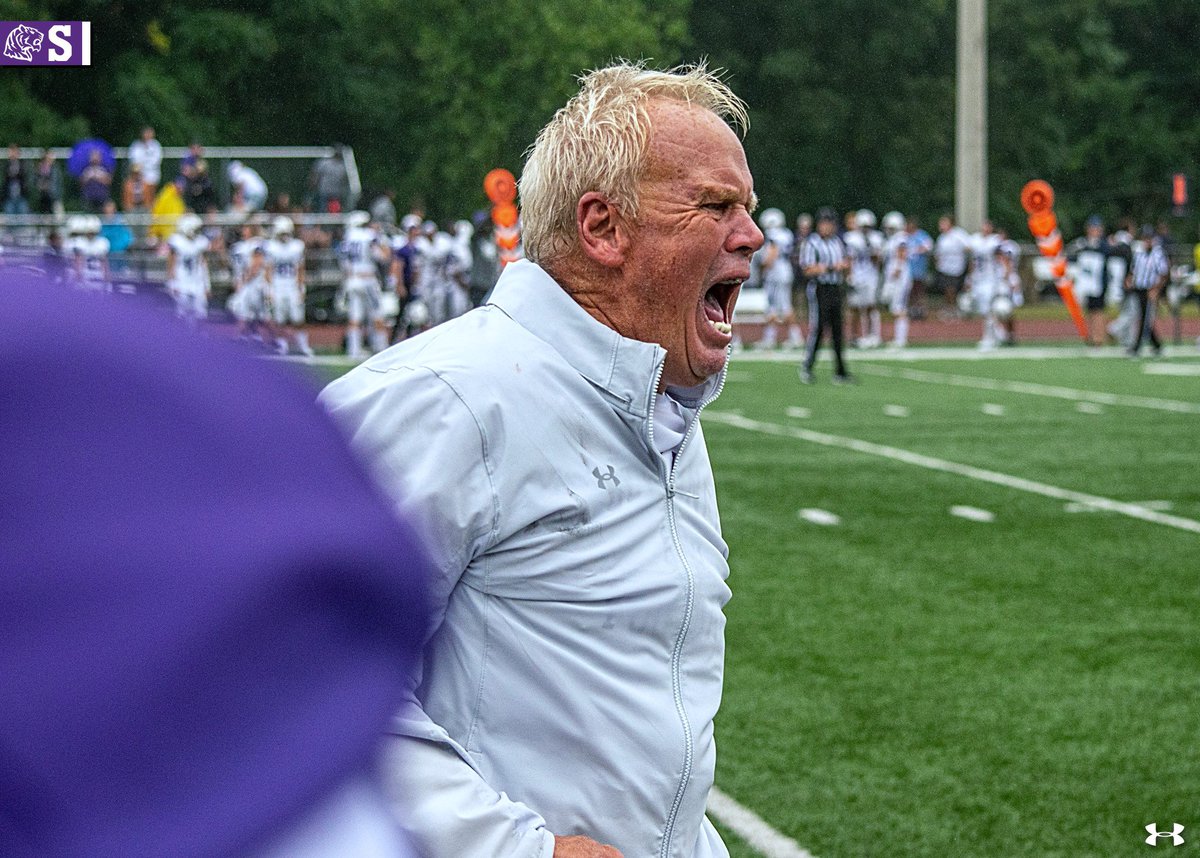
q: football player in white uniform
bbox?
[996,228,1023,345]
[167,213,211,325]
[883,238,913,347]
[967,219,1004,350]
[339,210,388,358]
[1066,215,1109,346]
[753,208,803,348]
[226,221,269,342]
[422,224,471,327]
[266,217,313,356]
[66,215,111,292]
[844,209,884,347]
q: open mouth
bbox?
[702,279,741,336]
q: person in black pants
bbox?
[1127,224,1167,357]
[800,207,854,384]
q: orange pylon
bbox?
[1020,180,1087,341]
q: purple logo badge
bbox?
[1,21,90,66]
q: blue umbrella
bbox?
[68,138,115,177]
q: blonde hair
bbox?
[518,60,749,265]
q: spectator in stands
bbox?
[181,140,204,172]
[267,191,293,214]
[33,149,64,216]
[121,162,152,244]
[227,160,268,211]
[79,149,113,213]
[183,159,216,213]
[127,126,163,200]
[370,189,398,228]
[225,185,251,221]
[201,204,226,254]
[5,144,30,216]
[99,199,134,256]
[310,146,349,213]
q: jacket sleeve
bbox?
[319,365,555,858]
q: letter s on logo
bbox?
[47,24,71,62]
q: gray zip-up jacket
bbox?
[319,259,731,858]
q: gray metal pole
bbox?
[956,0,987,233]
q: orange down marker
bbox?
[1020,179,1088,341]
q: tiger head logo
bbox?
[3,24,45,62]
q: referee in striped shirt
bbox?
[800,207,855,384]
[1127,224,1167,357]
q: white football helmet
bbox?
[272,216,294,237]
[83,215,102,235]
[758,207,785,231]
[346,210,370,229]
[856,209,877,228]
[66,215,89,236]
[177,213,203,237]
[882,211,905,232]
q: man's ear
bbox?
[577,192,629,268]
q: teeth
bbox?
[713,321,732,335]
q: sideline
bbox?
[853,363,1200,415]
[708,787,819,858]
[730,344,1200,363]
[703,412,1200,535]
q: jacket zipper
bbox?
[651,358,728,858]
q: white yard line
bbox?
[708,787,819,858]
[855,364,1200,415]
[704,412,1200,535]
[1143,363,1200,376]
[950,505,996,523]
[798,508,841,526]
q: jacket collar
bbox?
[487,259,724,418]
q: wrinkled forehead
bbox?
[642,99,752,189]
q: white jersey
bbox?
[168,233,211,292]
[883,231,907,270]
[68,235,110,284]
[999,238,1021,290]
[759,226,795,286]
[266,237,305,288]
[1068,237,1106,298]
[843,228,883,291]
[883,247,913,314]
[934,226,972,276]
[340,225,383,283]
[229,238,266,287]
[968,232,1004,292]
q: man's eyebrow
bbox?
[697,186,758,212]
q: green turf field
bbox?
[707,351,1199,858]
[312,349,1199,858]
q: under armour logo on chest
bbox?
[592,465,620,489]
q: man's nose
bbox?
[730,208,764,256]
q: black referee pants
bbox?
[803,280,847,376]
[1129,288,1161,355]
